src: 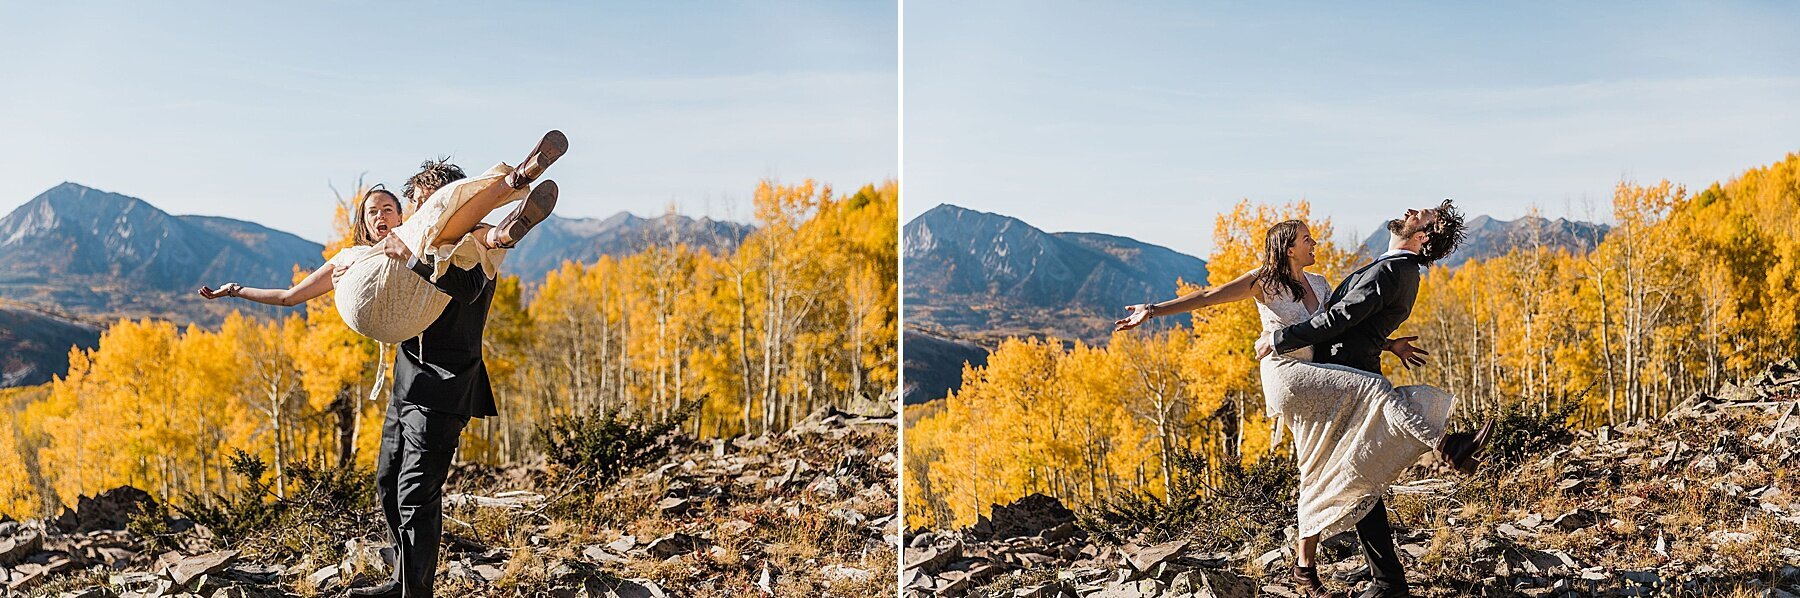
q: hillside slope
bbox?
[903,361,1800,597]
[0,407,899,597]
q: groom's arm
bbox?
[1271,263,1396,353]
[407,256,489,304]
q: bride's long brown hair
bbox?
[1251,220,1308,300]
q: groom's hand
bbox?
[1254,334,1274,359]
[1387,336,1429,369]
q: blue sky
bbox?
[0,1,896,243]
[904,1,1800,257]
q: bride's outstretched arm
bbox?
[1115,270,1258,331]
[198,264,336,307]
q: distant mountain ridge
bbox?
[904,204,1208,346]
[0,182,326,325]
[504,212,754,283]
[1357,214,1611,267]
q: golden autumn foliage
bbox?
[0,179,897,518]
[1392,154,1800,427]
[907,153,1800,529]
[469,180,899,461]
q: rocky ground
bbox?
[904,361,1800,597]
[0,406,899,597]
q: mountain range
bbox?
[503,211,752,283]
[0,183,326,325]
[904,204,1209,347]
[0,182,753,388]
[1356,214,1611,266]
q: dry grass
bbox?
[1386,400,1800,594]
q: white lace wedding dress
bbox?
[1256,272,1455,539]
[332,162,524,343]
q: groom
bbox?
[1255,200,1468,598]
[349,157,558,598]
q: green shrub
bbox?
[178,450,281,547]
[175,449,378,563]
[533,406,692,490]
[126,500,184,553]
[1080,449,1297,551]
[1476,399,1579,471]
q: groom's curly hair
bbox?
[403,157,467,207]
[1420,199,1467,264]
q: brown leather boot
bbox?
[1435,420,1494,474]
[492,180,558,248]
[1293,564,1347,598]
[505,130,569,189]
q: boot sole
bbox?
[510,130,568,188]
[496,181,558,248]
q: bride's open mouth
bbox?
[376,222,391,234]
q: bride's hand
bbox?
[198,283,241,300]
[1385,336,1429,369]
[1114,304,1154,331]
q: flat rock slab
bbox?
[645,533,699,559]
[1124,539,1187,572]
[471,563,505,582]
[582,544,625,564]
[0,531,42,565]
[168,550,240,587]
[305,562,341,590]
[607,535,637,553]
[587,577,668,598]
[657,497,691,515]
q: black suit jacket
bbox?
[1271,252,1424,375]
[391,257,498,418]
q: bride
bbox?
[198,131,566,343]
[1114,219,1483,598]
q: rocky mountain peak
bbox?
[1358,212,1611,267]
[904,203,1206,349]
[501,211,755,283]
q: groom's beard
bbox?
[1387,218,1426,238]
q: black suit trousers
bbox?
[1320,353,1407,593]
[1356,498,1407,593]
[374,399,469,597]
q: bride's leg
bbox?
[430,177,521,247]
[428,130,567,248]
[1291,535,1338,597]
[1296,534,1320,567]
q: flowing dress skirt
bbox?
[1261,355,1455,539]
